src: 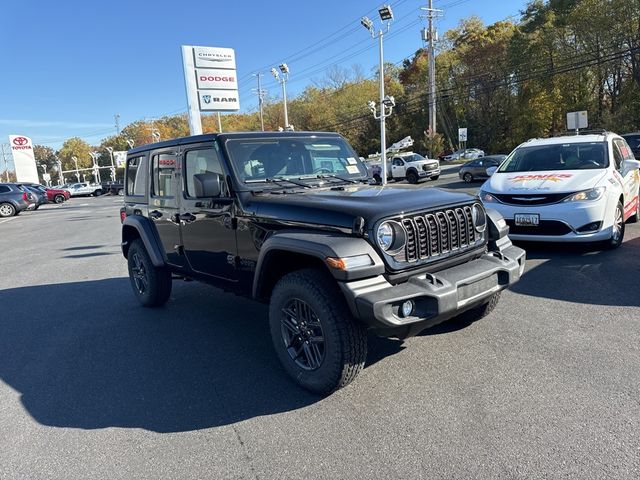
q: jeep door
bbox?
[179,144,237,281]
[149,150,187,269]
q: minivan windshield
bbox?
[498,142,608,172]
[225,136,368,187]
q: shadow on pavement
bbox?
[0,278,321,432]
[509,235,640,307]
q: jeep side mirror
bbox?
[193,172,222,198]
[486,166,498,177]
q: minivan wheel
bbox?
[0,202,16,217]
[269,268,367,395]
[54,194,65,204]
[603,202,625,249]
[406,171,419,184]
[127,239,172,307]
[463,172,473,183]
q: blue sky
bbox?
[0,0,525,161]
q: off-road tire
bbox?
[0,202,16,217]
[430,175,440,181]
[269,268,367,395]
[54,194,65,204]
[406,171,419,184]
[463,172,473,183]
[455,292,501,323]
[602,202,625,250]
[127,239,172,307]
[93,189,103,197]
[373,174,382,185]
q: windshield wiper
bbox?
[314,174,359,184]
[245,177,311,189]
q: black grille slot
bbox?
[396,204,483,264]
[494,193,571,205]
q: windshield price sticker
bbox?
[346,165,359,174]
[346,157,357,165]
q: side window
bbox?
[126,156,147,196]
[612,141,624,170]
[152,153,177,197]
[0,186,9,193]
[184,148,225,198]
[615,139,634,161]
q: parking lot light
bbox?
[361,16,374,32]
[378,5,393,21]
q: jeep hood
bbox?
[484,169,607,194]
[243,184,475,230]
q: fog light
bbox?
[401,300,414,317]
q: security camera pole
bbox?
[271,63,290,130]
[362,5,394,185]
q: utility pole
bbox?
[421,1,442,134]
[114,114,121,135]
[253,73,266,131]
[1,144,10,182]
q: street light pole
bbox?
[362,6,394,185]
[72,156,80,182]
[90,152,101,184]
[421,1,442,135]
[271,64,290,130]
[106,146,116,181]
[253,73,266,131]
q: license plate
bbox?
[514,213,540,226]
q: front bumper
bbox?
[484,198,611,242]
[419,167,441,178]
[339,244,525,338]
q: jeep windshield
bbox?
[498,142,608,172]
[225,136,369,188]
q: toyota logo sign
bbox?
[12,136,29,146]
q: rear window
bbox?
[126,156,147,196]
[499,142,608,172]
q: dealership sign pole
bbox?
[181,45,240,136]
[8,135,39,183]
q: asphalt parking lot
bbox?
[1,172,639,479]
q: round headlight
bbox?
[376,222,395,250]
[472,204,486,232]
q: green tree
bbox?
[57,137,92,176]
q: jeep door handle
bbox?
[149,210,162,219]
[178,213,197,222]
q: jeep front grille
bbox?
[398,205,482,263]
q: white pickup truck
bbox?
[67,182,103,197]
[371,152,441,184]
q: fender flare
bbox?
[121,215,166,267]
[252,230,385,299]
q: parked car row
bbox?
[0,182,71,218]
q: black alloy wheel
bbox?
[54,194,65,204]
[280,298,326,371]
[127,239,172,307]
[463,172,473,183]
[406,171,419,184]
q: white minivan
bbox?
[479,132,640,248]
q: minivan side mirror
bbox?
[622,159,640,172]
[193,172,222,198]
[486,166,498,177]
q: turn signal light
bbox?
[120,210,127,223]
[325,254,373,270]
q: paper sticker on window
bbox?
[347,157,357,165]
[346,165,359,174]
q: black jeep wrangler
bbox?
[121,132,525,394]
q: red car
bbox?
[26,184,70,204]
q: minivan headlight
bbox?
[563,187,606,202]
[479,190,497,203]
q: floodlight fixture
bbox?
[360,16,374,32]
[271,67,279,79]
[279,63,289,74]
[367,100,377,112]
[378,5,393,21]
[383,95,395,107]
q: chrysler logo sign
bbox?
[197,52,233,62]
